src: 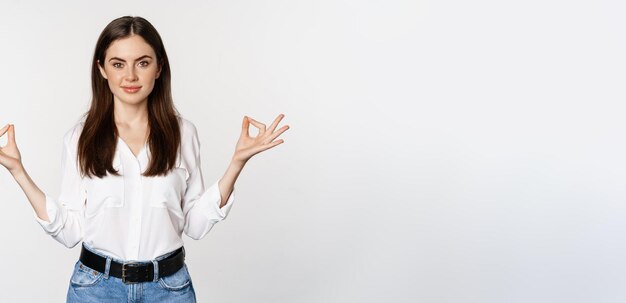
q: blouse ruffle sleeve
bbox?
[180,121,235,240]
[33,123,86,248]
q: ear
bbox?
[156,62,162,79]
[97,59,108,80]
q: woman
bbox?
[0,16,288,302]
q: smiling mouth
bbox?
[122,86,141,93]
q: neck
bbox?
[113,98,149,127]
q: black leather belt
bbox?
[79,243,185,284]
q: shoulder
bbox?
[178,116,199,139]
[176,116,201,169]
[62,119,86,148]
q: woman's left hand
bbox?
[231,114,289,165]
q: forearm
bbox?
[217,160,245,208]
[11,165,49,222]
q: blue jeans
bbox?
[66,244,196,302]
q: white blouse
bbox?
[34,117,235,261]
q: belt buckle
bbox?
[122,262,142,284]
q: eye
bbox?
[112,62,123,68]
[139,61,150,67]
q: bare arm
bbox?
[0,124,49,222]
[218,161,244,208]
[217,114,290,207]
[12,166,49,222]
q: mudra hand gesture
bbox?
[0,124,23,174]
[232,114,289,165]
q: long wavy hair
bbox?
[78,16,181,178]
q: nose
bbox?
[125,65,138,81]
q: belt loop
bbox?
[104,257,111,278]
[152,260,159,282]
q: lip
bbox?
[122,86,141,93]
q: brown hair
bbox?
[78,16,181,178]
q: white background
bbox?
[1,0,625,302]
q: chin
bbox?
[115,96,149,105]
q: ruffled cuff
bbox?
[33,194,63,234]
[205,180,235,221]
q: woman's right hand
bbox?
[0,124,23,174]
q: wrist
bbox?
[9,164,25,178]
[230,158,246,169]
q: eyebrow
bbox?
[108,55,153,62]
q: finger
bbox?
[263,125,289,144]
[262,139,285,151]
[7,124,15,146]
[246,117,266,134]
[0,124,8,137]
[267,114,285,133]
[241,116,250,137]
[251,139,285,156]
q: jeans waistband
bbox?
[81,242,184,264]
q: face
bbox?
[97,35,162,106]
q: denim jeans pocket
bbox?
[70,261,104,288]
[158,264,192,291]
